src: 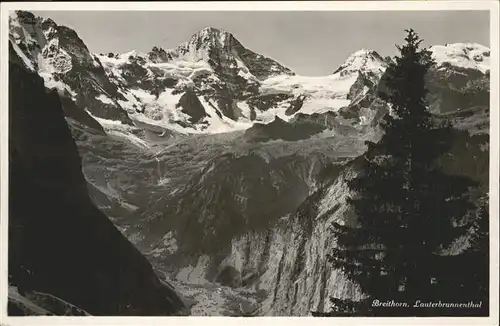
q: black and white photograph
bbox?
[1,1,498,323]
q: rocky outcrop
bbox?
[426,65,489,114]
[177,89,208,124]
[8,52,188,316]
[285,95,306,116]
[247,93,294,114]
[243,116,325,142]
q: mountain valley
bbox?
[7,10,490,316]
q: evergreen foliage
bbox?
[316,29,485,317]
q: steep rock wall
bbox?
[8,49,187,316]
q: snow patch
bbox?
[197,97,253,134]
[96,94,114,105]
[38,71,76,97]
[107,130,152,150]
[236,101,252,120]
[9,39,35,71]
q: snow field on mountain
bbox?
[113,87,253,135]
[151,60,213,79]
[430,43,490,74]
[84,109,153,150]
[261,73,356,97]
[99,51,253,134]
[119,88,196,134]
[259,72,359,118]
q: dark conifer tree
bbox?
[470,201,489,308]
[318,29,479,316]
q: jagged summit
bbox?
[200,26,221,32]
[333,48,387,76]
[146,25,294,81]
[41,17,57,28]
[146,27,233,64]
[350,48,380,57]
[147,26,241,64]
[196,26,233,39]
[187,26,235,46]
[185,26,236,52]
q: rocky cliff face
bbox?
[8,46,188,316]
[200,162,363,315]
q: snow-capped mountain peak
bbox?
[333,48,387,77]
[258,49,389,122]
[145,26,293,79]
[350,48,380,58]
[9,10,490,138]
[430,42,490,74]
[147,27,237,64]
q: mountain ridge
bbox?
[10,10,489,137]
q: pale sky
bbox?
[32,10,490,76]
